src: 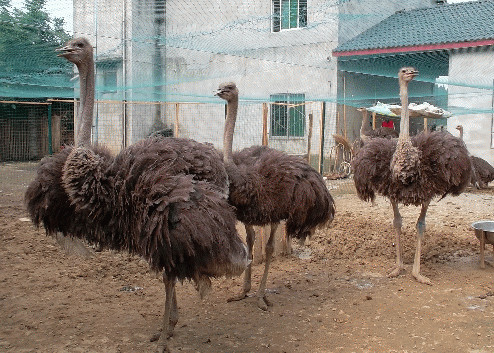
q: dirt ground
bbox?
[1,161,493,353]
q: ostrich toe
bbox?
[412,272,432,285]
[257,296,272,311]
[388,265,405,278]
[227,291,248,302]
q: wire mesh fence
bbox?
[0,98,357,194]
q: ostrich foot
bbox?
[412,272,432,285]
[156,339,171,353]
[388,265,405,278]
[227,291,248,303]
[150,319,178,342]
[257,296,273,311]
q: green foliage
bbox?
[0,0,72,97]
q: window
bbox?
[272,0,307,32]
[96,60,120,94]
[270,93,305,137]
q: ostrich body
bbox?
[359,107,398,144]
[352,67,471,285]
[216,82,335,310]
[456,125,494,189]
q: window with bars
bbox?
[272,0,307,32]
[270,93,305,137]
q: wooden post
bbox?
[262,103,268,146]
[174,103,179,137]
[336,111,340,135]
[47,104,53,155]
[343,104,347,139]
[307,113,313,163]
[52,114,61,153]
[372,112,376,130]
[424,117,428,132]
[318,101,326,174]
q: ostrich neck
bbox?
[76,60,95,147]
[458,129,463,140]
[360,109,372,136]
[223,96,238,164]
[398,81,410,141]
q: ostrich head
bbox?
[56,37,93,66]
[215,82,239,102]
[455,125,463,132]
[398,67,418,83]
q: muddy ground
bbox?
[1,162,493,353]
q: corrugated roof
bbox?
[334,0,494,55]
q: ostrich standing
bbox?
[456,125,494,188]
[352,67,471,285]
[26,38,248,352]
[215,82,335,310]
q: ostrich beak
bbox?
[56,45,74,57]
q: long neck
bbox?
[458,128,463,140]
[76,59,95,147]
[360,109,372,136]
[223,95,238,163]
[398,80,410,140]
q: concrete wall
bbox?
[447,51,494,165]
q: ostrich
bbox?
[215,82,335,310]
[358,107,398,144]
[27,38,248,352]
[352,67,471,285]
[456,125,494,189]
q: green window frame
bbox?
[270,93,305,138]
[272,0,307,32]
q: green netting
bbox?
[1,0,493,163]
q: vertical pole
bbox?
[424,117,428,132]
[318,101,326,174]
[306,113,313,163]
[174,103,179,137]
[343,75,347,139]
[262,102,268,146]
[372,112,376,130]
[47,104,53,155]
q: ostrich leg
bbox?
[412,201,432,285]
[227,224,255,302]
[151,277,178,342]
[156,278,175,353]
[388,200,404,277]
[256,223,278,311]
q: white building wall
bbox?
[448,51,494,165]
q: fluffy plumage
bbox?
[228,145,334,238]
[353,132,471,206]
[62,146,248,280]
[471,155,494,188]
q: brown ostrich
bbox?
[26,38,248,353]
[352,67,471,285]
[358,107,399,144]
[456,124,494,188]
[215,82,335,310]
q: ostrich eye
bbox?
[77,43,84,48]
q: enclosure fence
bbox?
[0,98,356,194]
